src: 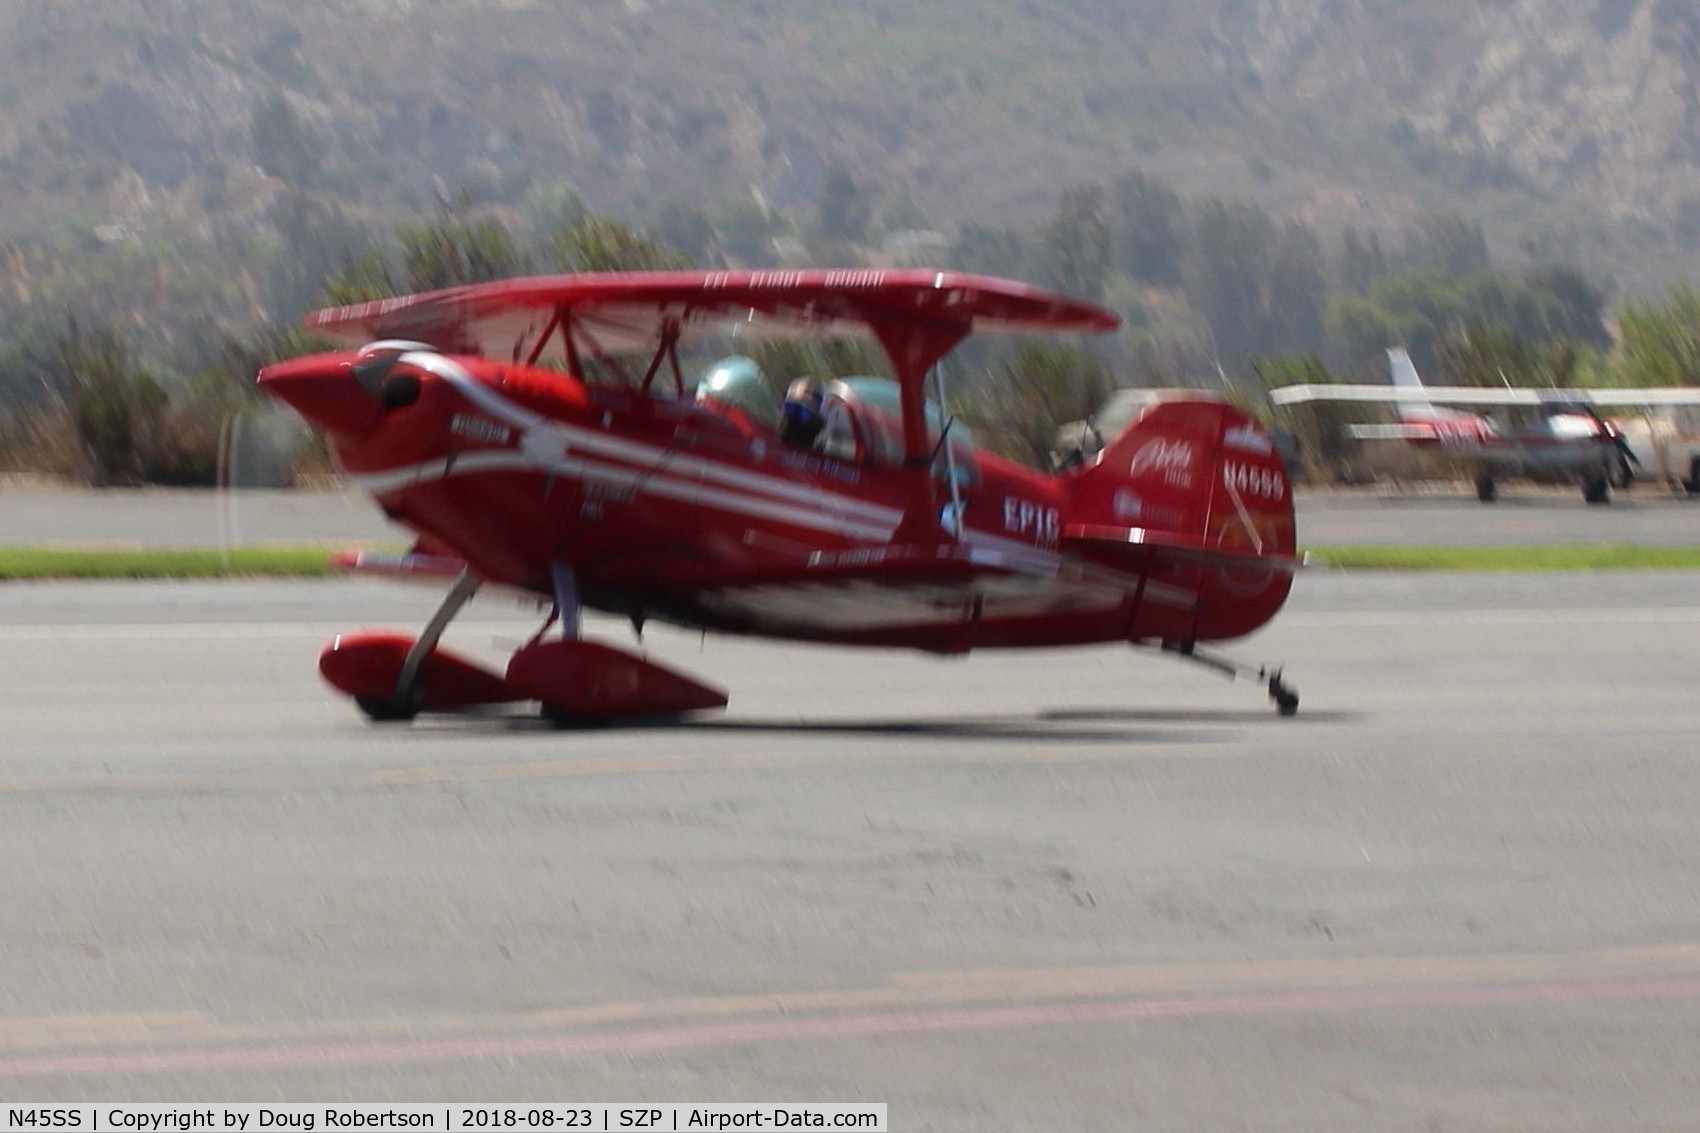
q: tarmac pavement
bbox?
[0,570,1697,1125]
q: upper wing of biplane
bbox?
[303,270,1120,368]
[1270,383,1700,408]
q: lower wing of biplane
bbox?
[320,529,1299,724]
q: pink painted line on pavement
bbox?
[4,977,1699,1079]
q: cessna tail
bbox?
[1387,348,1495,443]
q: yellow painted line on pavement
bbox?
[0,733,1229,798]
[5,943,1699,1055]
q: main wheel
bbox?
[539,702,614,730]
[1611,453,1634,488]
[1582,474,1611,505]
[355,685,423,723]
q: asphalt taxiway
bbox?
[2,564,1699,1125]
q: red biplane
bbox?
[258,270,1300,724]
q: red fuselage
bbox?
[261,347,1290,653]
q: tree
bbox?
[1612,284,1700,387]
[1111,169,1185,287]
[957,343,1113,467]
[250,92,325,190]
[1324,294,1405,374]
[948,223,1029,279]
[715,198,785,268]
[267,190,372,317]
[400,211,528,292]
[1338,226,1389,294]
[522,179,590,237]
[1325,270,1578,377]
[816,165,872,245]
[1186,196,1278,366]
[1040,184,1111,301]
[1265,221,1328,356]
[1251,353,1349,476]
[319,201,529,306]
[1403,213,1491,276]
[1526,265,1612,351]
[56,320,168,486]
[551,216,689,272]
[739,338,887,396]
[654,202,722,267]
[1436,326,1582,388]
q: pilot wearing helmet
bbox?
[779,378,826,448]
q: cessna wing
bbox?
[1270,384,1700,409]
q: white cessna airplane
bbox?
[1271,348,1700,503]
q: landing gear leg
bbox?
[1154,639,1299,716]
[536,564,606,729]
[356,567,481,722]
[551,562,582,641]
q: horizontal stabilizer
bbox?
[1063,524,1298,577]
[331,547,467,580]
[647,542,1034,593]
[1345,423,1441,440]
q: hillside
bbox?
[1,0,1698,299]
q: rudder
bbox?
[1064,395,1295,640]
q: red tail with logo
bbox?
[1062,397,1296,641]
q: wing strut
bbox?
[865,314,971,544]
[931,363,965,535]
[639,318,686,395]
[523,310,563,366]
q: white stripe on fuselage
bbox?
[410,352,900,526]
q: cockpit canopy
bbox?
[694,355,779,430]
[818,377,978,485]
[689,363,977,484]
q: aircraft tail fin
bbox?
[1387,346,1452,422]
[1388,347,1424,392]
[1062,396,1295,640]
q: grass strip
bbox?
[3,543,1699,579]
[1304,545,1700,571]
[0,546,343,580]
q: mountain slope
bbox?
[0,0,1697,284]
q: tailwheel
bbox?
[1154,640,1299,717]
[1268,673,1300,717]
